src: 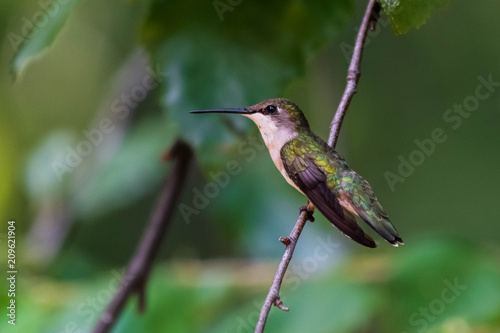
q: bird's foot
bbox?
[300,203,315,222]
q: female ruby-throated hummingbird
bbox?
[191,98,403,248]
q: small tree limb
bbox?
[93,139,193,333]
[328,0,380,148]
[255,0,380,331]
[254,210,311,331]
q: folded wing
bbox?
[284,154,376,248]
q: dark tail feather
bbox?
[358,212,403,247]
[318,204,377,248]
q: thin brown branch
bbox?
[328,0,380,148]
[254,210,310,332]
[255,1,380,331]
[93,139,193,333]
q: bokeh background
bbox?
[1,0,500,332]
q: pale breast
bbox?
[269,146,304,194]
[244,112,304,194]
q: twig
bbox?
[255,211,310,331]
[255,1,380,332]
[93,139,193,333]
[328,0,380,148]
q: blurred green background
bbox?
[1,0,500,332]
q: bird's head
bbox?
[191,98,310,135]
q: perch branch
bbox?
[93,139,193,333]
[254,210,311,331]
[255,0,380,332]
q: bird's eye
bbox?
[265,105,278,115]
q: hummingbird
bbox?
[191,98,403,248]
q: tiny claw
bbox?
[273,298,289,312]
[279,237,291,246]
[299,205,315,222]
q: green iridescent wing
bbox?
[283,135,403,247]
[342,175,403,246]
[282,140,376,248]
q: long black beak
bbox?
[190,108,251,114]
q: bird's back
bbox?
[282,132,403,247]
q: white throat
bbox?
[244,111,303,193]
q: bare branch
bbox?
[255,210,310,332]
[93,139,193,333]
[255,1,380,331]
[328,0,380,148]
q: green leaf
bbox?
[388,239,500,332]
[379,0,450,34]
[10,0,81,80]
[141,0,353,170]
